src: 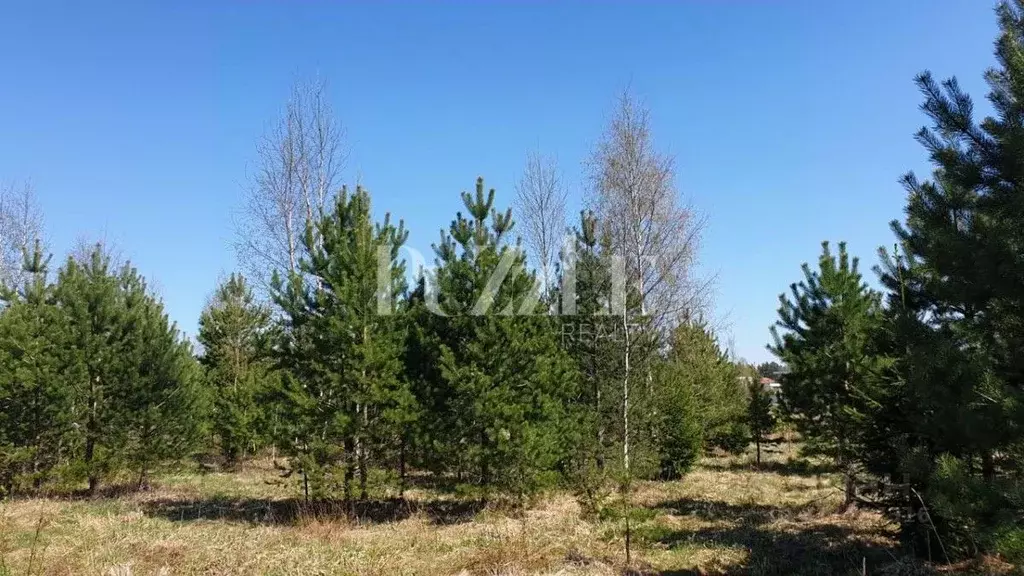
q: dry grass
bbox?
[0,441,990,575]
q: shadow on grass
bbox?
[654,497,823,524]
[647,497,901,575]
[141,495,486,526]
[47,482,153,501]
[702,458,838,478]
[651,524,900,575]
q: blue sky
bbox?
[0,1,1000,362]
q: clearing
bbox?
[0,441,977,575]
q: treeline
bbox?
[201,181,751,506]
[771,1,1024,562]
[0,90,757,506]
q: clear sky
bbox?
[0,1,1000,362]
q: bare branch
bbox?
[235,77,347,296]
[0,180,45,289]
[513,149,567,297]
[586,90,708,330]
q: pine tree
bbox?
[197,273,273,466]
[402,274,444,481]
[55,245,203,493]
[650,360,702,480]
[869,0,1024,555]
[888,1,1024,472]
[272,185,412,501]
[557,210,620,509]
[426,177,574,504]
[651,317,749,479]
[119,276,204,489]
[869,247,992,554]
[55,247,131,494]
[747,378,775,467]
[770,241,888,508]
[891,2,1024,394]
[0,241,70,495]
[655,321,746,469]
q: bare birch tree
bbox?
[589,91,707,329]
[513,150,567,300]
[236,77,346,293]
[0,181,44,290]
[586,90,708,567]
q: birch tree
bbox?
[513,150,567,301]
[589,91,706,329]
[586,90,707,566]
[588,90,707,466]
[0,181,44,291]
[236,78,346,293]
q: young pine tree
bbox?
[870,246,996,555]
[747,378,775,467]
[272,185,412,501]
[650,359,702,480]
[558,210,621,510]
[428,178,574,504]
[402,274,443,481]
[197,273,273,467]
[660,321,747,457]
[56,245,203,493]
[0,241,71,495]
[892,1,1024,394]
[56,247,132,494]
[770,241,888,509]
[868,1,1024,555]
[119,278,204,489]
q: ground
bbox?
[0,441,1006,575]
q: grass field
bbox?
[0,441,1008,575]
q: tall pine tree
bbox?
[558,211,620,508]
[272,185,413,501]
[770,241,887,508]
[56,245,203,493]
[425,177,574,504]
[869,0,1024,556]
[56,247,132,494]
[119,279,204,489]
[0,241,70,495]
